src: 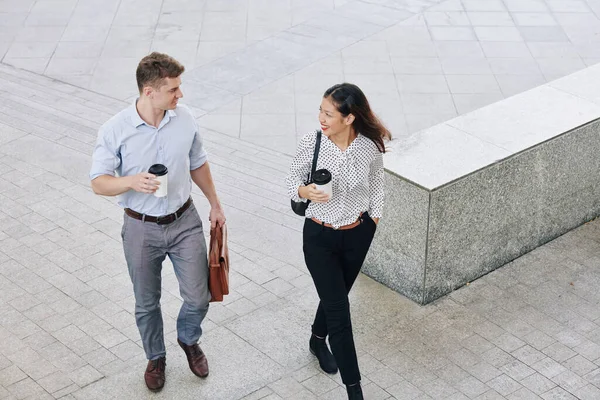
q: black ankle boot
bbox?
[309,334,338,374]
[346,383,363,400]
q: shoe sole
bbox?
[309,347,338,375]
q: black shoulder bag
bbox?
[290,130,322,216]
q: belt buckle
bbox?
[156,214,174,225]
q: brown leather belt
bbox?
[311,213,364,230]
[125,197,192,225]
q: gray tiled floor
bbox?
[1,0,600,399]
[4,0,600,155]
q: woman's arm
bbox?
[368,152,384,224]
[286,132,315,202]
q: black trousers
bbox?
[302,212,377,385]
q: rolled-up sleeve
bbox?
[189,121,208,170]
[286,132,314,203]
[369,151,385,218]
[90,125,120,180]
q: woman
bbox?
[286,83,391,400]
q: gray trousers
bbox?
[121,203,210,360]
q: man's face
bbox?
[147,76,183,110]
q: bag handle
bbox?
[219,223,227,259]
[210,223,222,268]
[307,130,322,184]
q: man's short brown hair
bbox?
[136,52,185,93]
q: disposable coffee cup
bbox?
[312,169,332,199]
[148,164,168,198]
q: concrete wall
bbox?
[364,65,600,304]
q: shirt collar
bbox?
[129,98,177,128]
[323,132,364,150]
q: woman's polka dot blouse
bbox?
[286,130,385,229]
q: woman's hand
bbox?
[298,184,330,203]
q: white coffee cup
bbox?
[312,169,332,199]
[148,164,168,198]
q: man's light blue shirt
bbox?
[90,101,207,216]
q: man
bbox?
[90,52,226,392]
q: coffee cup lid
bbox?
[148,164,168,176]
[313,169,332,185]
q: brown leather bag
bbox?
[209,222,229,302]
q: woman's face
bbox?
[318,96,350,137]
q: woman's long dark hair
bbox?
[323,83,391,153]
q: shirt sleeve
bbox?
[369,151,385,218]
[286,132,315,203]
[90,125,120,180]
[189,119,208,170]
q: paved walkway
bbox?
[0,0,600,399]
[3,0,600,154]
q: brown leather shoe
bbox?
[178,338,209,378]
[144,357,166,392]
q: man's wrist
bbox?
[124,175,134,190]
[210,201,223,210]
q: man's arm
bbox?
[91,173,159,196]
[190,162,225,228]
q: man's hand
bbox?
[129,173,160,194]
[298,184,330,203]
[209,206,226,229]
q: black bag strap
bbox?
[308,130,322,183]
